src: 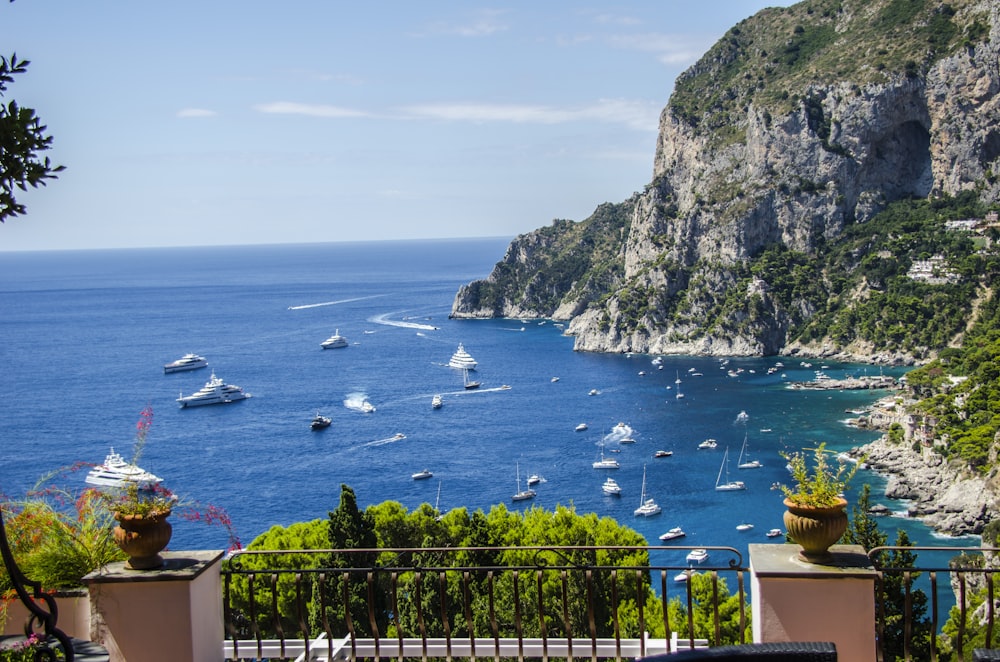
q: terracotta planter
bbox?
[113,509,172,570]
[782,497,848,563]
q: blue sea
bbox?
[0,238,980,572]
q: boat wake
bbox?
[344,393,376,413]
[288,295,385,310]
[363,433,407,448]
[604,423,635,444]
[369,312,438,331]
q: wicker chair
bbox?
[0,504,109,662]
[642,641,837,661]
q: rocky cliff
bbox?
[452,0,1000,361]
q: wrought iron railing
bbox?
[221,545,747,661]
[869,545,1000,662]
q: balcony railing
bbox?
[221,545,747,661]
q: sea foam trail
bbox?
[288,295,384,310]
[369,312,438,331]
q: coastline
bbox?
[856,396,997,538]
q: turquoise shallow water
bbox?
[0,239,979,588]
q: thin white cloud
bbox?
[401,99,659,131]
[418,9,509,37]
[607,32,708,67]
[254,102,370,118]
[177,108,218,118]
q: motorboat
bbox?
[360,400,376,413]
[634,465,661,517]
[619,437,636,444]
[177,372,251,408]
[163,353,208,374]
[715,447,746,491]
[412,469,433,480]
[431,394,443,409]
[310,413,332,430]
[526,473,543,486]
[588,389,600,396]
[698,439,717,450]
[766,528,783,538]
[659,527,686,541]
[85,447,162,489]
[654,450,673,458]
[448,343,478,370]
[674,568,696,583]
[686,548,709,563]
[321,329,348,349]
[575,423,588,432]
[512,462,536,501]
[601,477,622,496]
[736,523,754,532]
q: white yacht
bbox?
[448,343,478,370]
[575,423,588,432]
[85,447,162,489]
[321,329,348,349]
[601,477,622,496]
[659,527,686,541]
[736,523,754,532]
[634,465,661,517]
[698,438,718,450]
[163,353,207,374]
[766,528,783,538]
[431,394,443,409]
[686,548,709,563]
[177,372,251,408]
[412,469,433,480]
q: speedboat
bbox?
[686,548,709,563]
[736,523,754,531]
[674,568,696,583]
[698,438,718,449]
[431,394,443,409]
[412,469,433,480]
[601,477,622,496]
[360,400,376,413]
[588,389,600,396]
[654,450,673,458]
[177,373,251,408]
[310,413,332,430]
[321,329,348,349]
[448,343,478,370]
[575,423,588,432]
[85,447,162,489]
[527,474,543,486]
[766,528,783,538]
[163,353,208,374]
[659,527,686,541]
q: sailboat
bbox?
[634,465,661,516]
[715,447,746,491]
[675,371,684,399]
[463,368,480,390]
[592,443,620,469]
[512,462,536,501]
[737,433,762,469]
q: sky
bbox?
[0,1,794,251]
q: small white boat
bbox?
[654,450,673,458]
[766,528,783,538]
[526,473,543,486]
[601,477,622,496]
[588,389,600,396]
[659,527,686,541]
[163,353,207,374]
[736,523,754,532]
[619,437,636,444]
[686,548,709,563]
[85,447,162,489]
[575,423,588,432]
[310,413,332,430]
[321,329,348,349]
[715,447,746,491]
[360,400,376,413]
[674,568,696,583]
[634,465,661,516]
[177,372,251,408]
[412,469,433,480]
[431,394,443,409]
[551,377,560,382]
[448,343,478,370]
[698,438,718,449]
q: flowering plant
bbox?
[777,443,862,508]
[0,633,63,661]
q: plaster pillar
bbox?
[750,543,877,662]
[84,550,224,662]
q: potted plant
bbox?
[777,443,862,563]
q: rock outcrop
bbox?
[451,0,1000,363]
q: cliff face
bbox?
[452,0,1000,360]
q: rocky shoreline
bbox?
[856,426,997,538]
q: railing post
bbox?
[84,550,224,662]
[749,543,877,662]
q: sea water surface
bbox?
[0,239,980,574]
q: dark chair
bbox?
[974,650,1000,661]
[642,641,837,661]
[0,504,109,662]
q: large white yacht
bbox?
[177,372,251,408]
[163,353,208,374]
[85,447,162,489]
[448,343,477,370]
[321,329,348,349]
